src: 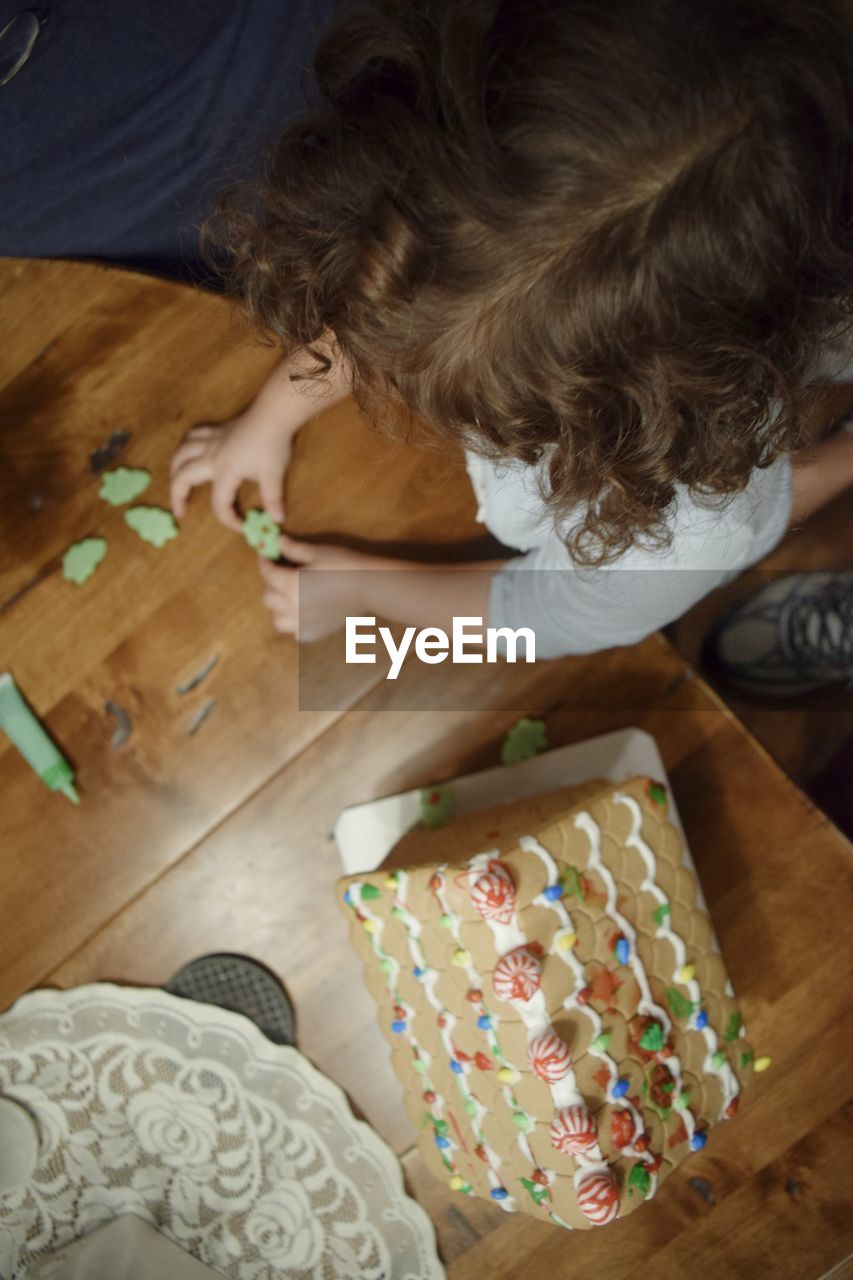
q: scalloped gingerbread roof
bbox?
[338,776,754,1230]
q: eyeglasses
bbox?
[0,9,45,88]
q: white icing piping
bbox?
[393,871,517,1213]
[614,793,740,1116]
[350,883,467,1187]
[572,813,697,1143]
[520,835,659,1193]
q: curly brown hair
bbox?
[208,0,853,564]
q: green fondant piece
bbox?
[627,1164,652,1197]
[242,508,282,560]
[652,901,671,925]
[665,987,696,1020]
[725,1011,742,1042]
[639,1021,666,1052]
[361,883,381,900]
[591,1030,613,1053]
[500,716,549,765]
[562,865,585,898]
[124,506,178,548]
[98,466,151,506]
[62,537,108,585]
[419,783,456,829]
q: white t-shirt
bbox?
[470,449,792,657]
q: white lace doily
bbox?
[0,984,444,1280]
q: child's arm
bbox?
[170,341,350,529]
[789,421,853,524]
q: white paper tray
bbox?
[334,726,687,870]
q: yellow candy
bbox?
[452,949,470,967]
[754,1055,772,1073]
[497,1067,519,1085]
[556,932,577,951]
[449,1175,465,1191]
[384,874,398,888]
[362,919,377,934]
[678,963,696,983]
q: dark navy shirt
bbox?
[0,0,339,280]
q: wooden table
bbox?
[1,261,851,1280]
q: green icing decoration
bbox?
[591,1030,613,1053]
[652,901,671,925]
[639,1021,665,1052]
[627,1165,652,1197]
[242,508,282,560]
[740,1050,754,1070]
[361,884,381,900]
[62,537,107,585]
[520,1178,551,1206]
[674,1090,691,1110]
[712,1050,727,1070]
[433,1119,449,1136]
[98,466,151,506]
[647,781,667,808]
[725,1011,742,1042]
[562,865,585,899]
[500,716,549,765]
[124,506,178,548]
[665,987,696,1020]
[419,784,456,829]
[660,1080,675,1093]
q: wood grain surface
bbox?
[1,260,851,1280]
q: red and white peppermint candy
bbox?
[470,861,516,925]
[528,1030,572,1083]
[550,1104,600,1157]
[492,946,542,1003]
[576,1168,620,1226]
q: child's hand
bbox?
[170,408,293,532]
[258,535,375,642]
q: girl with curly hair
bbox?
[169,0,853,655]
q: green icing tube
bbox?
[0,673,79,804]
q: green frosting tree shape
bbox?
[520,1176,552,1206]
[639,1020,665,1052]
[243,509,282,560]
[627,1164,652,1197]
[124,506,179,548]
[98,467,151,506]
[561,864,586,899]
[665,987,696,1019]
[652,901,671,925]
[725,1011,743,1042]
[419,783,456,829]
[62,537,108,584]
[501,716,549,764]
[360,883,381,901]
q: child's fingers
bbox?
[259,473,285,524]
[210,473,245,533]
[278,533,316,564]
[170,456,214,518]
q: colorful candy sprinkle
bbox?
[452,948,470,967]
[615,937,630,965]
[555,931,577,951]
[450,1060,463,1075]
[678,963,696,983]
[477,1015,491,1029]
[423,1090,436,1103]
[512,1112,532,1131]
[412,1060,427,1074]
[464,1099,478,1115]
[391,1019,406,1033]
[544,883,564,901]
[754,1055,772,1073]
[435,1135,451,1149]
[343,890,353,906]
[490,1187,509,1201]
[611,1077,630,1099]
[361,884,381,901]
[384,873,398,888]
[449,1175,465,1191]
[380,958,393,974]
[590,1030,613,1052]
[690,1132,708,1151]
[652,901,671,925]
[712,1050,727,1070]
[362,919,377,934]
[440,914,453,929]
[497,1067,519,1085]
[466,988,483,1003]
[674,1090,691,1110]
[695,1008,709,1030]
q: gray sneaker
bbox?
[703,571,853,696]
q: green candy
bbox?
[740,1049,754,1070]
[512,1112,532,1131]
[124,505,178,548]
[627,1164,652,1197]
[419,784,456,829]
[591,1030,613,1053]
[647,782,667,808]
[439,914,453,929]
[652,901,671,925]
[562,865,585,899]
[674,1090,691,1110]
[712,1050,727,1070]
[665,987,696,1020]
[98,466,151,506]
[379,958,394,974]
[62,537,107,585]
[464,1098,477,1115]
[360,883,381,900]
[500,717,549,765]
[412,1060,427,1074]
[391,906,406,921]
[725,1012,743,1042]
[639,1021,665,1052]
